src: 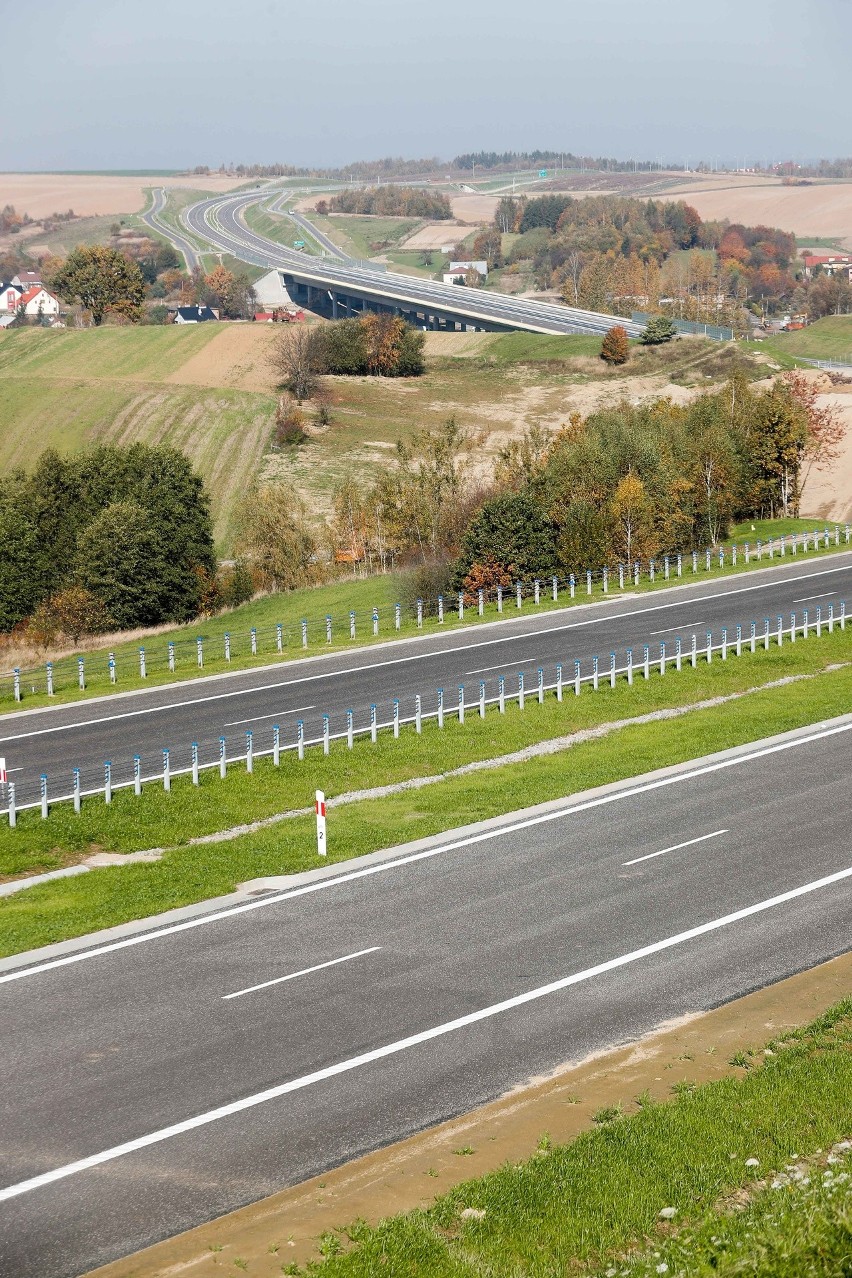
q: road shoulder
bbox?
[85,948,852,1278]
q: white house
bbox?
[443,260,489,285]
[0,283,22,312]
[11,270,43,291]
[16,287,61,318]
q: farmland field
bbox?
[0,172,243,219]
[0,326,275,550]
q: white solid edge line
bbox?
[0,560,849,746]
[3,717,852,987]
[2,861,851,1203]
[222,947,381,1000]
[623,829,728,866]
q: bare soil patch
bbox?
[658,175,852,243]
[399,221,471,249]
[450,194,499,223]
[0,173,243,220]
[86,950,852,1278]
[165,324,278,392]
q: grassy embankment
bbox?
[0,325,277,550]
[1,623,850,954]
[761,314,852,364]
[289,1004,852,1277]
[1,515,843,710]
[242,201,321,257]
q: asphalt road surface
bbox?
[1,554,850,806]
[1,718,851,1276]
[140,188,202,273]
[182,190,645,336]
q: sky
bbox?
[1,0,846,170]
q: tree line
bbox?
[317,372,842,599]
[485,193,818,323]
[270,315,425,401]
[326,188,452,219]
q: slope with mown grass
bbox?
[763,314,852,363]
[0,326,275,549]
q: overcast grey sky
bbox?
[2,0,845,170]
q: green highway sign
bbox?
[293,240,306,248]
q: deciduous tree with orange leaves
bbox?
[600,325,630,365]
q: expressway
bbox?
[140,188,203,273]
[1,714,851,1276]
[182,189,645,336]
[1,554,850,806]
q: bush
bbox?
[398,558,455,616]
[273,397,308,446]
[29,587,112,646]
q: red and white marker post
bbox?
[0,757,7,784]
[315,789,327,856]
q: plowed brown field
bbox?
[0,173,243,219]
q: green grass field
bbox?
[1,626,849,953]
[242,202,321,256]
[306,213,421,261]
[294,1004,852,1277]
[762,315,852,363]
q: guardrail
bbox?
[5,595,846,825]
[3,525,848,708]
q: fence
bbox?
[631,311,734,342]
[6,597,846,825]
[3,524,848,710]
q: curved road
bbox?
[140,188,203,273]
[183,189,644,336]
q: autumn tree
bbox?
[782,370,846,504]
[50,245,145,325]
[235,485,318,590]
[374,418,470,561]
[600,325,630,365]
[472,227,503,268]
[494,197,517,234]
[610,472,657,562]
[29,587,111,646]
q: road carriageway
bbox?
[0,553,850,807]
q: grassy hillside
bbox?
[0,326,770,551]
[0,327,276,550]
[763,315,852,362]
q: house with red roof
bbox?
[16,286,61,318]
[802,254,852,282]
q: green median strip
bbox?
[285,1002,852,1277]
[2,519,846,713]
[0,625,850,957]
